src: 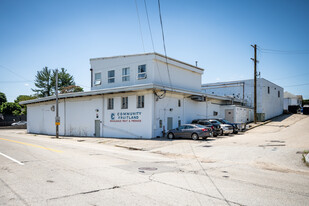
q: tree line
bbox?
[1,67,83,116]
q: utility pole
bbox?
[251,44,258,124]
[55,69,59,138]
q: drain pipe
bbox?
[90,68,93,88]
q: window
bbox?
[178,120,181,127]
[278,91,280,98]
[137,95,144,108]
[159,120,162,128]
[122,67,130,82]
[94,73,101,85]
[137,64,147,79]
[108,70,115,83]
[121,97,128,109]
[108,98,114,110]
[268,86,270,94]
[213,111,218,116]
[178,99,181,107]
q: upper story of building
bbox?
[201,78,284,108]
[89,53,204,92]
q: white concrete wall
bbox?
[202,78,283,120]
[27,97,103,136]
[153,59,202,91]
[153,93,184,137]
[284,98,299,110]
[90,53,203,92]
[103,91,153,139]
[90,55,155,90]
[153,93,225,137]
[259,78,283,120]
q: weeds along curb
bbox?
[302,151,309,167]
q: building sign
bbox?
[110,112,142,122]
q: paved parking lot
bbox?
[0,114,308,205]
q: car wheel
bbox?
[213,134,218,137]
[203,137,208,140]
[191,133,199,140]
[233,131,238,134]
[167,132,174,139]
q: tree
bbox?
[61,85,84,94]
[0,102,21,115]
[32,67,78,97]
[15,95,37,103]
[303,99,309,106]
[0,92,7,106]
[51,68,75,91]
[32,67,53,97]
[14,95,37,115]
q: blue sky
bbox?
[0,0,308,102]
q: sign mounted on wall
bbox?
[110,112,142,122]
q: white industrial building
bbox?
[21,53,253,139]
[202,78,284,121]
[283,91,302,112]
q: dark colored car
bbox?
[191,119,220,137]
[208,119,233,135]
[215,119,239,134]
[167,124,212,140]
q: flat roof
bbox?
[90,52,204,72]
[202,78,283,89]
[20,83,243,105]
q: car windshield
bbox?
[221,119,231,124]
[210,120,220,124]
[218,119,230,124]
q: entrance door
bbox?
[167,117,173,130]
[225,109,234,123]
[95,120,100,137]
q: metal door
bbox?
[225,109,234,123]
[167,117,173,130]
[95,120,100,137]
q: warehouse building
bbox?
[21,53,253,138]
[202,78,284,121]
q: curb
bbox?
[245,120,272,131]
[306,154,309,165]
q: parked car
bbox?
[215,119,239,134]
[167,124,212,140]
[208,119,233,135]
[11,121,27,126]
[191,119,220,137]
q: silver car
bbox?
[167,124,212,140]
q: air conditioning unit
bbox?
[190,95,206,102]
[137,73,147,80]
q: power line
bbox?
[271,72,309,81]
[283,82,309,87]
[0,65,33,82]
[157,0,172,89]
[144,0,155,51]
[259,47,309,55]
[134,0,146,53]
[144,0,163,85]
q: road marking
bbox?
[0,138,63,153]
[0,152,24,165]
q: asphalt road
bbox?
[0,114,309,206]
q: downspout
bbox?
[90,68,93,88]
